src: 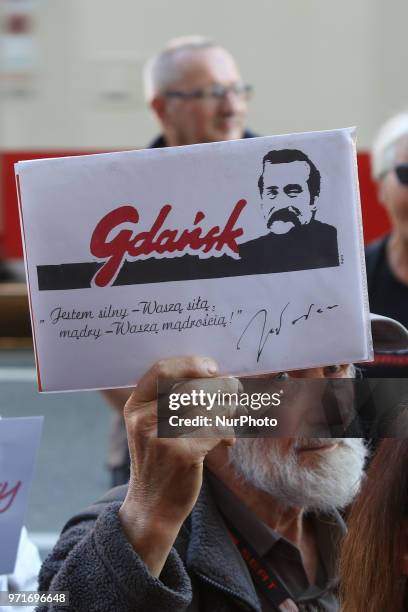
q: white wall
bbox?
[2,0,408,150]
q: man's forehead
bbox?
[171,46,241,87]
[263,160,310,185]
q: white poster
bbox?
[16,128,372,392]
[0,417,43,575]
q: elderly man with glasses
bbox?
[144,35,254,148]
[364,112,408,377]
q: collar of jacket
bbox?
[148,129,257,149]
[184,472,262,611]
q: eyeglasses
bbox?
[395,164,408,186]
[247,364,353,381]
[271,364,353,380]
[163,82,253,102]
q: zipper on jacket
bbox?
[195,572,259,612]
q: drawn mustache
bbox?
[267,207,302,229]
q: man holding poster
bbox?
[15,106,408,608]
[36,312,408,611]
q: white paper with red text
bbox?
[15,129,372,391]
[0,417,43,574]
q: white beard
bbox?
[228,437,368,512]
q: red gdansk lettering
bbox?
[90,199,247,287]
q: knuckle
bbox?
[126,405,156,432]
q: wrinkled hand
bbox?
[119,356,237,576]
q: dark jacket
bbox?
[37,479,266,612]
[149,130,257,149]
[36,476,344,612]
[365,235,386,288]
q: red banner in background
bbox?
[0,149,391,259]
[357,152,391,245]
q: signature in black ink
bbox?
[236,302,339,362]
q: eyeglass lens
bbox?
[395,164,408,186]
[165,83,252,100]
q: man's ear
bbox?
[150,96,168,125]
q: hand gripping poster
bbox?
[15,129,372,391]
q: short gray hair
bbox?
[143,36,217,103]
[372,111,408,180]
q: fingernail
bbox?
[205,359,218,375]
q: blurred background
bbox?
[0,0,407,557]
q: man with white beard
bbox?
[36,356,372,612]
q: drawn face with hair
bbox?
[260,160,318,235]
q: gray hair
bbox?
[372,111,408,180]
[143,35,217,103]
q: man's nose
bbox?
[270,194,296,210]
[219,90,245,113]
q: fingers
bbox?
[128,356,219,405]
[101,388,133,412]
[169,376,243,409]
[159,376,244,440]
